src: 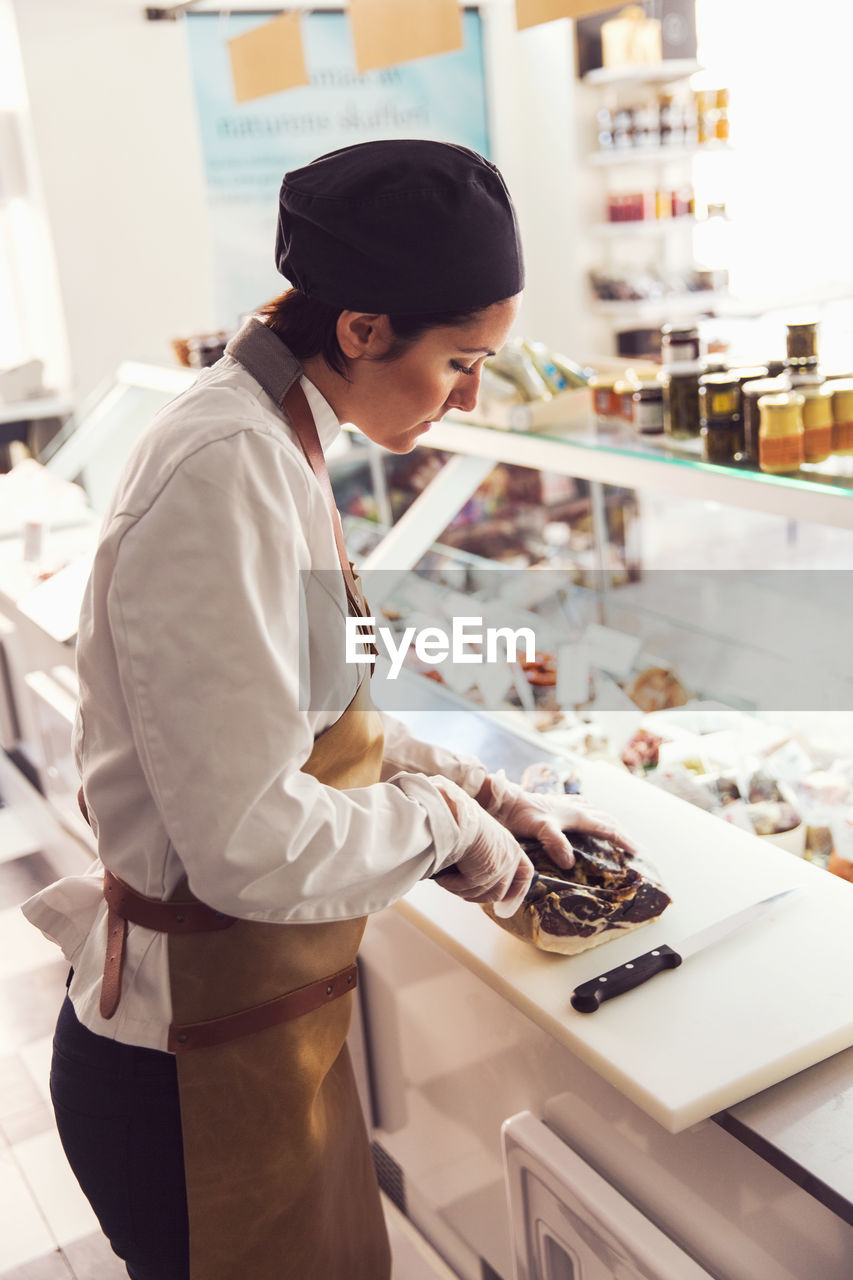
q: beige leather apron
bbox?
[168,322,390,1279]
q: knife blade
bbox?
[570,887,798,1014]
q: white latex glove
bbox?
[476,770,638,869]
[429,777,535,919]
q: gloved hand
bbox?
[429,778,535,919]
[476,771,637,869]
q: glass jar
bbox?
[663,363,704,439]
[589,374,621,431]
[828,379,853,455]
[631,378,664,435]
[613,377,639,427]
[661,324,702,365]
[786,320,819,363]
[698,373,742,463]
[698,372,739,420]
[787,360,822,389]
[799,384,834,463]
[757,391,805,474]
[741,376,786,464]
[715,87,730,141]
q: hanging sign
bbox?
[515,0,615,29]
[349,0,463,75]
[228,12,309,103]
[186,10,489,330]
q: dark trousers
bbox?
[50,995,190,1280]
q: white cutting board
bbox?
[397,760,853,1133]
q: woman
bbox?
[23,140,633,1280]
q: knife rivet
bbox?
[625,963,634,969]
[651,950,660,956]
[599,976,607,982]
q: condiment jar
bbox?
[661,324,702,366]
[613,377,639,427]
[662,362,704,439]
[698,373,742,463]
[589,374,621,430]
[799,383,834,463]
[757,391,805,474]
[740,376,786,464]
[828,379,853,455]
[787,360,822,389]
[786,320,819,364]
[698,372,739,420]
[631,377,664,435]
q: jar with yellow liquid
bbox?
[757,391,805,474]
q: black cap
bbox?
[275,139,524,315]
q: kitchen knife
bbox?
[570,887,798,1013]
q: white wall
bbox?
[483,5,585,360]
[9,0,583,402]
[11,0,215,401]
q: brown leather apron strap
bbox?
[99,870,237,1021]
[167,962,358,1053]
[281,380,366,618]
[225,318,365,616]
[100,904,128,1019]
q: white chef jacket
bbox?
[22,343,487,1051]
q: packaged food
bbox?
[829,379,853,455]
[620,728,663,773]
[631,378,664,434]
[601,5,662,69]
[741,376,786,463]
[589,374,622,430]
[698,373,743,463]
[661,323,702,365]
[488,342,550,402]
[799,383,834,463]
[757,391,805,474]
[522,340,568,394]
[626,665,690,712]
[786,320,819,363]
[614,377,640,427]
[663,364,704,439]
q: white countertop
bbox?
[389,687,853,1223]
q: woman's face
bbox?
[338,295,522,453]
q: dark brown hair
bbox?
[256,289,488,377]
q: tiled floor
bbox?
[0,776,456,1280]
[0,810,128,1280]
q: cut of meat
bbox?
[483,830,672,956]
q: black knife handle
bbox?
[571,944,683,1013]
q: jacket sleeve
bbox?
[106,428,461,922]
[379,710,488,797]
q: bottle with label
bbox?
[757,391,805,474]
[663,363,704,439]
[784,320,820,387]
[631,378,664,435]
[698,373,742,463]
[589,374,621,431]
[661,323,702,365]
[828,379,853,455]
[740,376,786,464]
[799,383,834,463]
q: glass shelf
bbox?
[430,414,853,532]
[581,59,703,88]
[588,142,730,167]
[533,421,853,496]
